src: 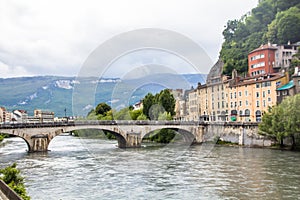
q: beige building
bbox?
[178,58,290,122]
[198,60,229,121]
[187,88,198,121]
[227,72,289,122]
[34,109,55,123]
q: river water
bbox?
[0,136,300,200]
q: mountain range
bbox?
[0,74,206,117]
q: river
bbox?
[0,135,300,200]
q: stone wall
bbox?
[0,180,23,200]
[203,122,275,147]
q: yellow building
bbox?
[197,60,229,121]
[227,72,289,122]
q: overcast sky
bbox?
[0,0,258,78]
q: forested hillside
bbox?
[220,0,300,75]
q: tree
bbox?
[266,7,300,44]
[158,89,176,116]
[0,163,30,200]
[142,93,155,118]
[259,94,300,148]
[142,89,176,120]
[95,103,111,116]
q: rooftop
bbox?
[277,80,294,91]
[249,43,278,54]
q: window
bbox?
[268,97,271,102]
[298,80,300,86]
[239,91,242,97]
[234,92,236,98]
[256,83,260,88]
[245,91,248,96]
[245,109,250,116]
[230,93,232,99]
[231,102,233,108]
[239,101,242,106]
[256,101,260,107]
[234,102,237,107]
[266,81,271,87]
[263,91,265,98]
[263,100,266,107]
[246,100,249,106]
[268,90,271,94]
[282,90,287,96]
[255,110,262,122]
[256,92,260,98]
[222,101,224,108]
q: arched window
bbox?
[245,109,250,116]
[255,110,262,122]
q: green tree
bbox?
[266,7,300,44]
[0,163,30,200]
[259,94,300,148]
[95,103,111,116]
[130,109,143,120]
[137,114,148,120]
[142,89,175,120]
[142,93,155,118]
[113,108,131,120]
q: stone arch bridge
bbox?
[0,120,207,152]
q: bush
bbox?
[0,163,30,200]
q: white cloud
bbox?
[0,61,33,78]
[0,0,258,78]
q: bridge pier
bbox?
[27,135,50,152]
[124,133,142,148]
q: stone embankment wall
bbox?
[0,180,23,200]
[202,122,274,147]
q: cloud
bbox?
[0,0,258,78]
[0,61,32,78]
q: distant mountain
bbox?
[0,74,206,117]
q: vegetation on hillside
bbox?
[259,94,300,149]
[0,163,30,200]
[220,0,300,76]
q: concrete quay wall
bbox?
[202,122,274,147]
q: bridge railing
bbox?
[0,120,259,129]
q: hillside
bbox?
[220,0,300,75]
[0,74,206,117]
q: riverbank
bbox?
[215,138,300,151]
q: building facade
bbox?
[248,42,299,77]
[34,109,55,123]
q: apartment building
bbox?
[0,107,6,123]
[34,109,55,123]
[248,42,299,77]
[277,67,300,103]
[227,72,288,122]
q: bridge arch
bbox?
[63,127,127,148]
[141,127,195,144]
